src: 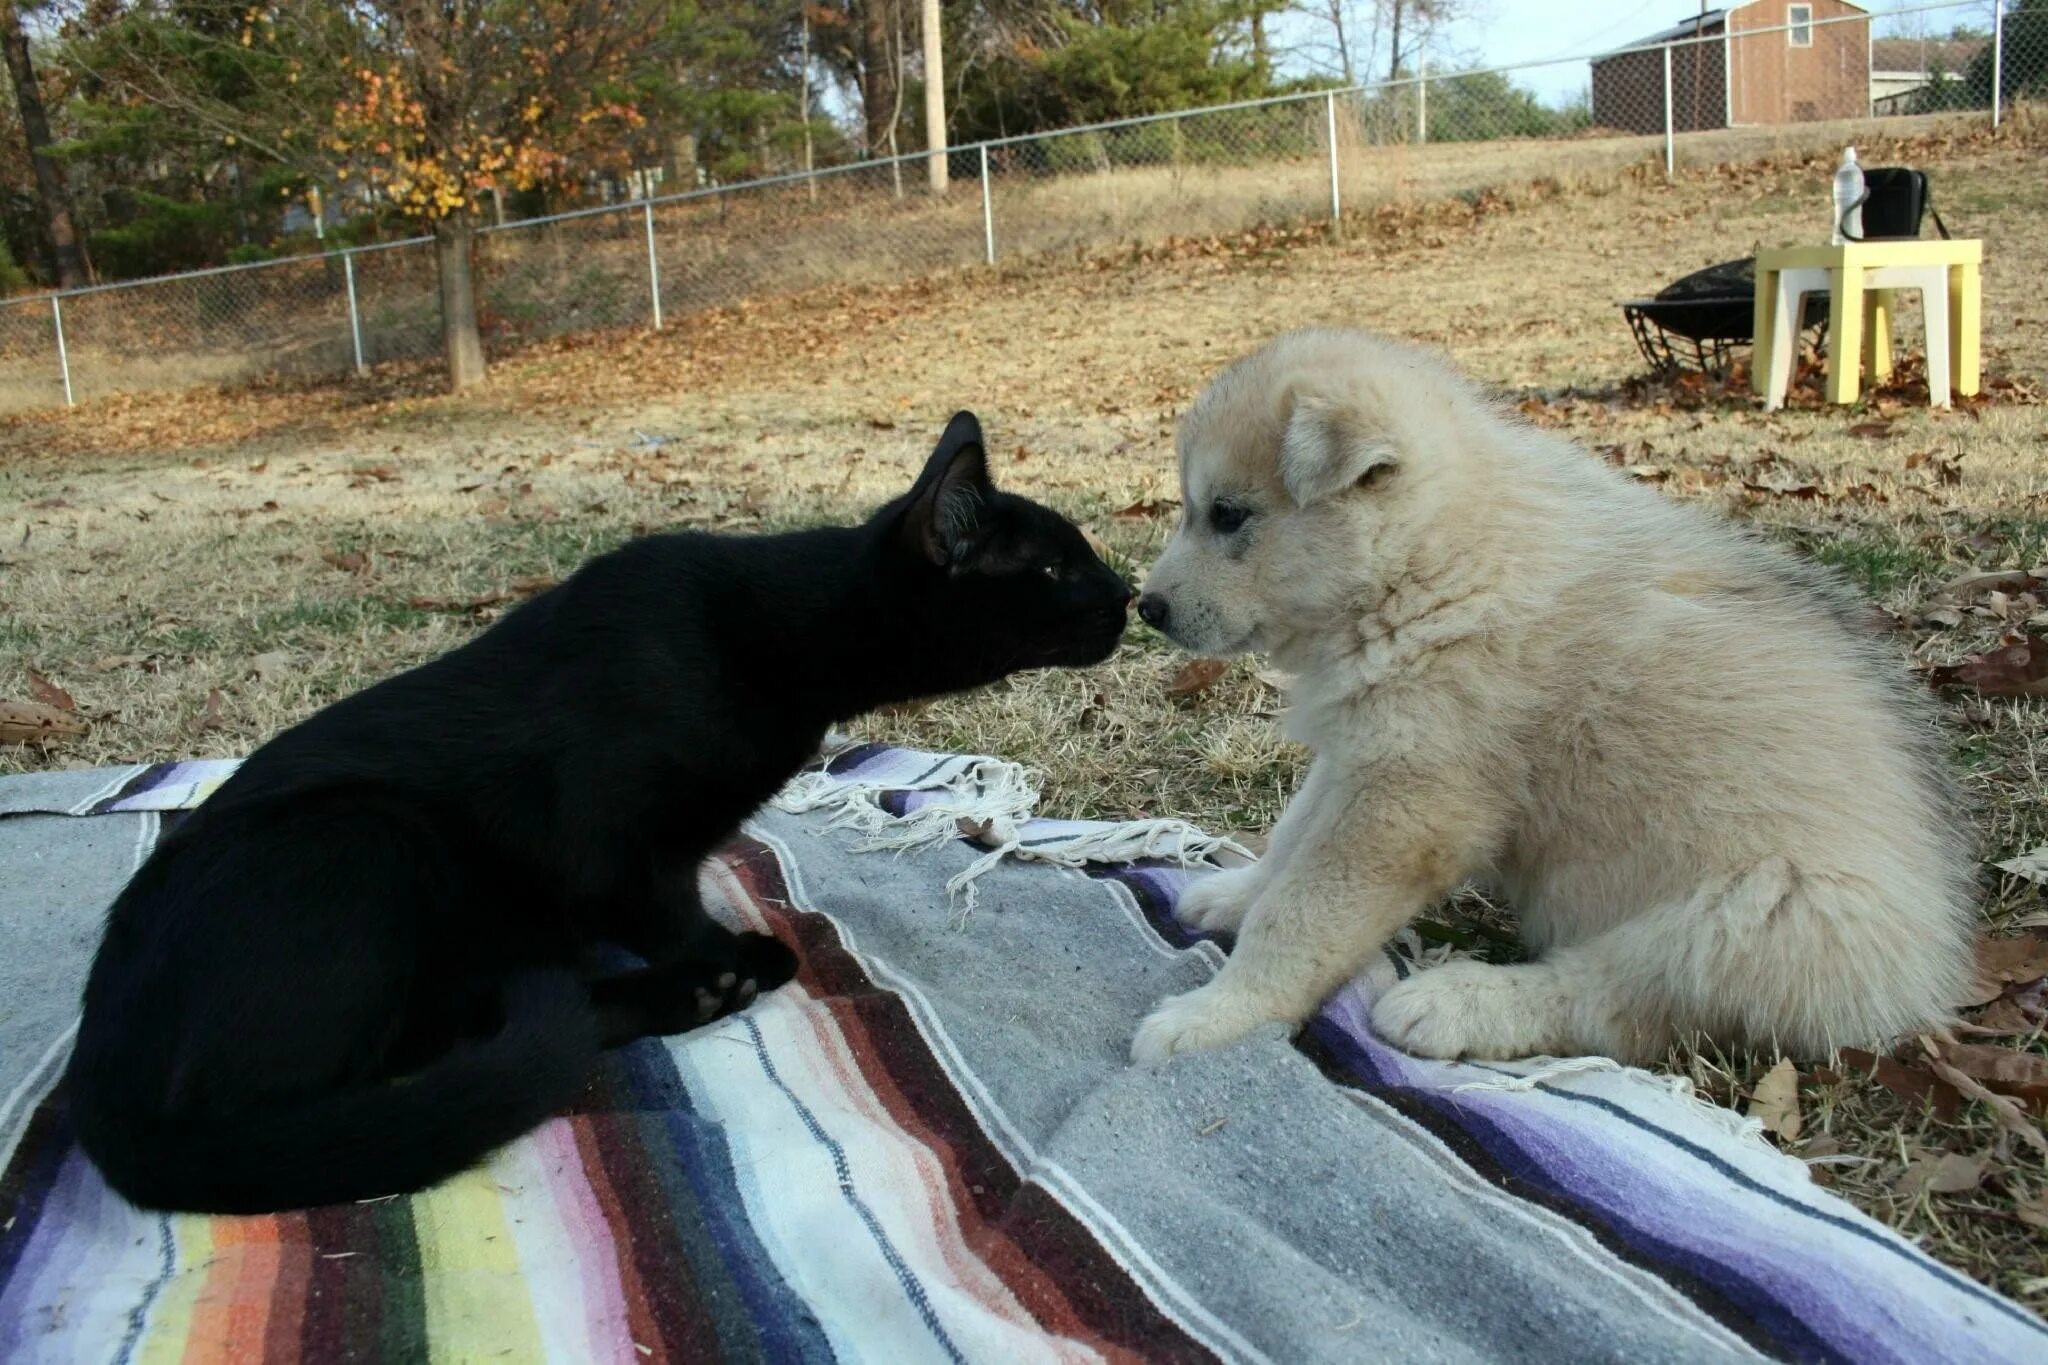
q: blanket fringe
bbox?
[771,747,1252,919]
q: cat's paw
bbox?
[733,932,799,1001]
[1174,867,1260,934]
[1130,983,1275,1065]
[1371,961,1565,1061]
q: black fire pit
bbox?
[1622,257,1828,379]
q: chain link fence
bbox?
[0,0,2027,414]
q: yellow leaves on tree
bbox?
[323,62,644,222]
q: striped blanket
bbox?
[1,749,2041,1363]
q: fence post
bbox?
[50,295,73,407]
[1326,91,1343,233]
[1993,0,2005,129]
[1662,44,1675,180]
[1417,58,1428,145]
[342,251,366,377]
[980,144,996,267]
[642,201,664,331]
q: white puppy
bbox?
[1131,328,1973,1066]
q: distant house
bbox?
[1590,1,1871,134]
[1870,36,1988,114]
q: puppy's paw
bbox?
[1130,983,1275,1065]
[1371,961,1564,1061]
[1174,867,1260,934]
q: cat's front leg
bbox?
[587,931,799,1046]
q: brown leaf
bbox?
[26,668,76,712]
[1905,449,1963,486]
[1747,1057,1803,1140]
[346,463,400,486]
[193,688,226,736]
[1838,1047,1962,1120]
[1165,658,1228,697]
[1847,420,1894,439]
[1742,479,1826,500]
[1920,1037,2048,1155]
[321,549,371,575]
[1937,568,2046,602]
[1927,635,2048,697]
[1893,1152,1987,1198]
[0,699,89,746]
[2017,1188,2048,1232]
[1977,931,2048,988]
[1925,1038,2048,1112]
[1114,497,1176,519]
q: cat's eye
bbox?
[1210,500,1249,535]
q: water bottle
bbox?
[1831,147,1864,245]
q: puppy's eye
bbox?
[1210,501,1249,535]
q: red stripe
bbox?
[576,1110,724,1364]
[725,835,1219,1364]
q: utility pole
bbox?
[922,0,947,193]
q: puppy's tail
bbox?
[70,970,601,1215]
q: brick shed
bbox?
[1590,2,1872,134]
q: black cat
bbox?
[67,412,1130,1214]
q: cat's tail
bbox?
[71,970,601,1215]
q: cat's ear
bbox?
[1279,391,1398,507]
[901,411,994,566]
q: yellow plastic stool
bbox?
[1752,239,1982,409]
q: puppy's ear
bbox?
[1279,393,1398,507]
[901,411,994,566]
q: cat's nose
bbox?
[1137,594,1170,630]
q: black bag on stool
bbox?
[1852,169,1951,240]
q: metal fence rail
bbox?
[0,0,2024,414]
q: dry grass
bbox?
[4,109,2048,1297]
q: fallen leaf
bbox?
[1975,930,2048,986]
[249,651,295,683]
[1925,1038,2048,1112]
[1905,449,1963,486]
[1921,1036,2048,1155]
[25,668,75,712]
[1937,568,2046,602]
[2017,1188,2048,1232]
[192,689,226,736]
[1893,1151,1987,1198]
[321,549,371,575]
[1742,479,1826,500]
[1928,635,2048,697]
[1838,1047,1962,1120]
[1918,605,1966,629]
[1848,420,1894,439]
[90,654,157,673]
[1114,497,1176,519]
[1165,658,1228,697]
[1748,1057,1803,1140]
[0,699,89,746]
[1624,464,1667,481]
[346,463,400,485]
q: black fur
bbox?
[66,412,1130,1214]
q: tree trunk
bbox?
[0,1,87,287]
[920,0,946,193]
[1388,0,1404,82]
[433,213,487,392]
[858,0,894,156]
[1251,8,1269,84]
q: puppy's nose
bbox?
[1137,593,1170,630]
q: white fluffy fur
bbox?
[1131,328,1974,1067]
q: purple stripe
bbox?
[92,763,180,814]
[0,1149,107,1356]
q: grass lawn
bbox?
[5,111,2048,1297]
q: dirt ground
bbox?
[5,113,2048,1298]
